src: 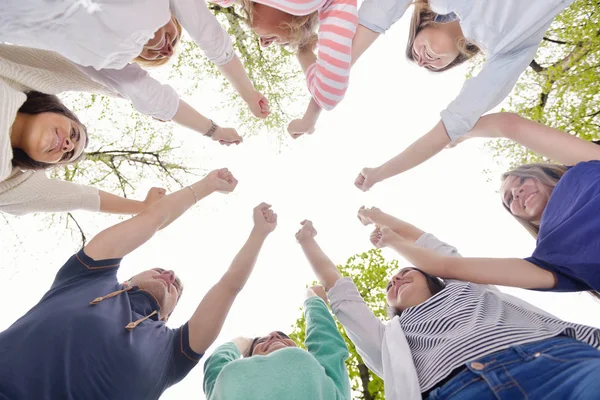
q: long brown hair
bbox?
[406,0,480,72]
[12,91,89,171]
[501,163,600,301]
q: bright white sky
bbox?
[2,9,599,400]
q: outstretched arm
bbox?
[372,226,556,289]
[98,187,166,215]
[187,204,278,355]
[456,113,600,166]
[84,169,237,260]
[357,206,424,241]
[295,220,342,290]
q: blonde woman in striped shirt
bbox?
[211,0,358,138]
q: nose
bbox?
[511,185,524,199]
[160,42,173,57]
[62,138,74,152]
[161,270,176,283]
[418,59,425,67]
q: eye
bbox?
[386,281,393,291]
[519,177,526,184]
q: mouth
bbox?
[523,192,538,209]
[48,130,61,153]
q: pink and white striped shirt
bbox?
[211,0,358,110]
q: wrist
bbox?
[192,178,216,198]
[250,227,270,240]
[298,236,316,246]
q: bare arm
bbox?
[357,206,424,242]
[378,228,555,289]
[187,204,277,354]
[84,169,237,260]
[172,100,243,144]
[295,220,342,290]
[351,25,380,66]
[355,121,450,191]
[465,113,600,166]
[98,187,165,215]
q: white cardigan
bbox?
[328,233,462,400]
[2,0,236,121]
[0,45,116,215]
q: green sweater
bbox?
[203,297,351,400]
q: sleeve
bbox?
[0,170,100,216]
[51,248,121,289]
[203,342,241,398]
[76,64,180,121]
[303,296,351,398]
[441,45,540,141]
[414,232,462,257]
[171,0,235,66]
[207,0,236,7]
[305,0,358,110]
[358,0,411,34]
[328,277,386,378]
[168,322,203,385]
[524,256,591,292]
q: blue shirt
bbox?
[526,161,600,292]
[0,249,202,400]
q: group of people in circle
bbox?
[1,0,599,399]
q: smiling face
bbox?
[386,268,434,311]
[411,26,460,70]
[500,175,551,224]
[139,17,180,61]
[250,3,293,47]
[250,331,297,356]
[14,111,86,164]
[126,268,183,320]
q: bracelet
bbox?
[186,186,199,204]
[205,119,218,138]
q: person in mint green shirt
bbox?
[203,287,351,400]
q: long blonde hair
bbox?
[406,0,480,72]
[239,0,318,49]
[133,15,183,68]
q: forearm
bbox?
[303,99,322,124]
[366,209,424,242]
[98,190,144,215]
[172,99,213,135]
[387,237,448,276]
[217,55,256,102]
[376,120,450,182]
[188,229,268,354]
[300,238,342,290]
[351,25,380,66]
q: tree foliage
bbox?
[289,249,399,400]
[471,0,600,167]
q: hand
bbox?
[369,226,401,248]
[354,167,380,192]
[205,168,238,194]
[287,117,316,139]
[232,336,254,356]
[306,285,328,304]
[295,219,317,243]
[244,90,270,119]
[143,187,167,208]
[253,203,278,235]
[213,126,243,146]
[357,206,381,226]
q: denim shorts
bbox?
[427,336,600,399]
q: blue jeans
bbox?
[427,336,600,399]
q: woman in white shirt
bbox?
[352,0,576,191]
[295,214,600,399]
[2,0,269,145]
[1,45,165,216]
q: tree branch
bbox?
[66,212,87,247]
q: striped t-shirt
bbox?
[211,0,358,110]
[400,279,600,392]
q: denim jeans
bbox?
[427,336,600,399]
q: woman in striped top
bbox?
[296,216,600,399]
[359,113,600,299]
[210,0,358,138]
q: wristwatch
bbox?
[206,120,218,137]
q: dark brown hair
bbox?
[246,331,291,357]
[12,91,89,170]
[387,267,446,318]
[406,0,480,72]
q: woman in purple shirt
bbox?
[362,112,600,298]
